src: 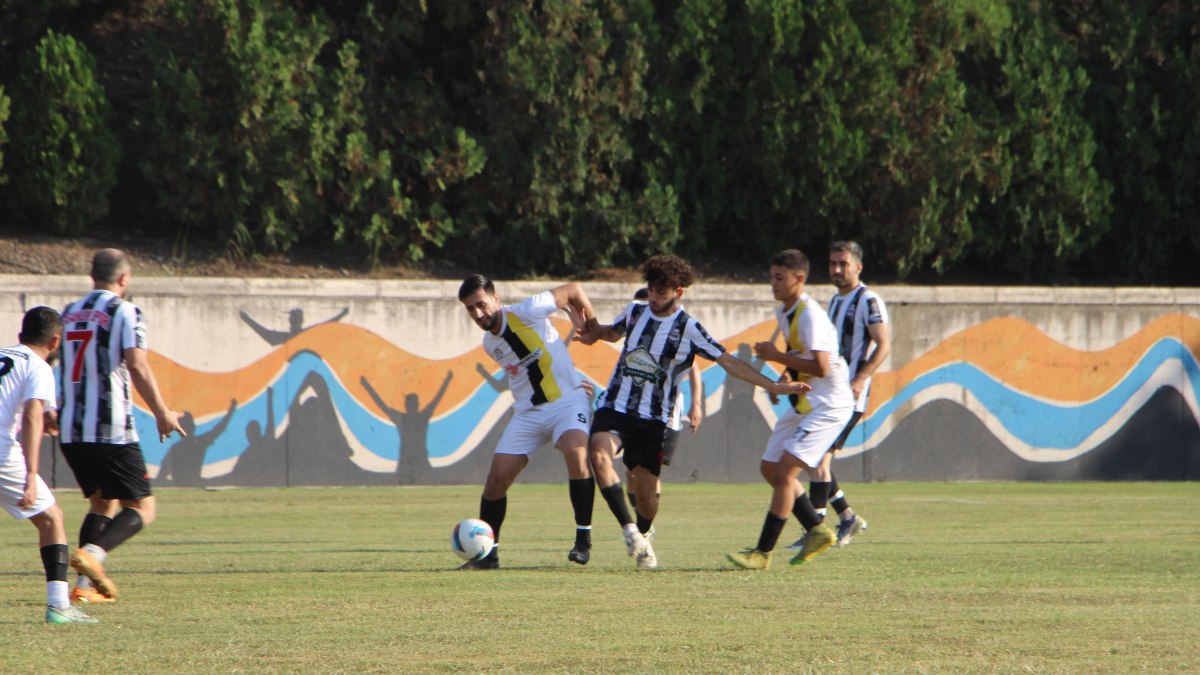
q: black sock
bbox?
[479,496,507,544]
[599,484,633,526]
[809,481,831,522]
[627,491,637,509]
[568,477,595,528]
[636,514,654,536]
[791,493,823,531]
[829,474,852,516]
[756,512,788,553]
[79,513,112,548]
[92,508,144,552]
[831,491,851,517]
[40,544,68,582]
[569,478,594,548]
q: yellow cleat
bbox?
[69,550,119,600]
[70,587,116,604]
[790,524,836,565]
[726,548,772,570]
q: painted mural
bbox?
[39,311,1200,487]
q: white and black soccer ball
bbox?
[451,518,495,561]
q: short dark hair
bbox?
[633,287,649,301]
[19,306,63,346]
[642,255,696,290]
[830,240,864,262]
[458,274,496,301]
[769,249,809,275]
[91,248,130,283]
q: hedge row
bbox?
[0,0,1196,283]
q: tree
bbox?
[2,30,119,235]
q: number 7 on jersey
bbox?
[66,329,94,383]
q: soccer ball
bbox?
[451,518,495,561]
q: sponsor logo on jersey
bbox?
[622,346,663,386]
[503,347,544,376]
[63,309,112,328]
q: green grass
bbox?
[2,483,1198,673]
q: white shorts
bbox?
[496,390,591,456]
[762,406,855,467]
[0,447,56,519]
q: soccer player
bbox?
[457,275,601,569]
[59,249,186,602]
[624,287,702,514]
[727,249,855,570]
[787,240,889,550]
[576,255,808,569]
[1,307,97,623]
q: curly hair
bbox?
[642,254,697,290]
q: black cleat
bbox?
[568,545,591,565]
[458,555,500,570]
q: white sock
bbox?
[47,580,70,609]
[76,575,94,591]
[623,523,638,537]
[82,543,108,562]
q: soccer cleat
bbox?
[836,515,867,548]
[568,544,591,566]
[69,549,118,600]
[458,555,500,570]
[624,529,649,559]
[636,540,658,569]
[789,524,836,565]
[70,587,116,604]
[784,531,808,551]
[46,605,99,624]
[726,548,771,570]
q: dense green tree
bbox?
[2,30,119,235]
[1056,1,1200,283]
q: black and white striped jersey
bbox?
[826,283,888,381]
[599,302,725,424]
[58,290,146,444]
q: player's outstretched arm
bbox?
[716,352,810,397]
[126,346,186,441]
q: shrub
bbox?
[2,30,119,234]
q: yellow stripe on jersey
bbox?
[786,299,813,414]
[506,313,563,404]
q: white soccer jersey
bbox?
[827,283,889,380]
[599,302,725,425]
[0,344,57,461]
[59,290,146,444]
[483,291,582,413]
[775,293,854,414]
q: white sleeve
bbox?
[801,311,838,354]
[24,360,57,411]
[512,291,558,324]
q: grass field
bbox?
[2,482,1197,673]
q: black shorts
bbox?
[61,442,153,500]
[661,428,682,466]
[592,408,668,477]
[830,410,865,452]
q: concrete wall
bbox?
[4,275,1198,486]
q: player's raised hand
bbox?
[753,340,784,361]
[573,323,601,345]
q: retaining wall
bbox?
[3,275,1197,486]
